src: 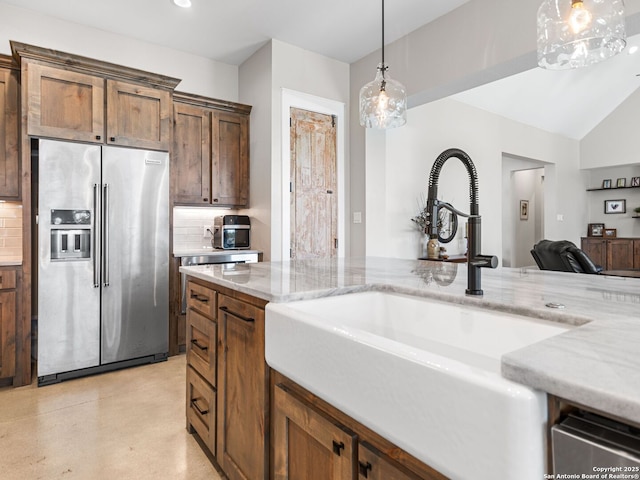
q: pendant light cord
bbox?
[381,0,385,66]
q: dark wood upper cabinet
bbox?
[212,111,249,207]
[172,92,251,208]
[173,101,211,204]
[0,56,19,199]
[106,79,172,151]
[26,62,105,143]
[13,41,180,151]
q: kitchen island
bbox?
[181,257,640,478]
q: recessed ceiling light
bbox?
[172,0,191,8]
[628,45,638,55]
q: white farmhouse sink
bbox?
[265,291,573,480]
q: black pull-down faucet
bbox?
[425,148,498,296]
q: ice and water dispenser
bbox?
[49,209,91,261]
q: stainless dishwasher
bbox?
[180,252,259,314]
[552,412,640,474]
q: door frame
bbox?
[281,89,346,260]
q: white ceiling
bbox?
[452,34,640,140]
[0,0,468,65]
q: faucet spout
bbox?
[425,148,497,296]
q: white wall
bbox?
[581,88,640,169]
[238,42,273,258]
[239,40,350,261]
[350,0,640,257]
[586,165,640,238]
[0,2,238,100]
[367,98,583,265]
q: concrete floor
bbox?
[0,355,221,480]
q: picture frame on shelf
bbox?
[602,179,612,188]
[632,176,640,187]
[604,228,617,238]
[616,178,626,188]
[588,223,604,237]
[520,200,529,220]
[604,199,626,214]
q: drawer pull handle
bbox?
[358,461,372,478]
[191,293,209,303]
[219,306,254,323]
[191,398,209,416]
[191,339,209,352]
[332,440,344,456]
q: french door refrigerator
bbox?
[37,139,169,386]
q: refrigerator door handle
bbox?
[93,184,101,288]
[103,183,110,287]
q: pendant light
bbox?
[359,0,407,129]
[537,0,626,70]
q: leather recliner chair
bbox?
[530,239,603,274]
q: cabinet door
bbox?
[217,294,267,480]
[607,239,634,270]
[106,79,172,151]
[26,62,105,142]
[273,384,356,480]
[0,67,19,199]
[581,238,606,268]
[186,366,216,455]
[357,442,421,480]
[211,111,249,206]
[173,103,211,204]
[635,240,640,269]
[0,289,16,379]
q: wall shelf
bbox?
[587,185,640,192]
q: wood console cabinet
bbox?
[185,277,269,480]
[581,237,640,270]
[13,41,179,151]
[0,56,19,199]
[173,92,251,207]
[0,267,19,383]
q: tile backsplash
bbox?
[0,202,23,263]
[173,207,235,252]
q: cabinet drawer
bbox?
[187,366,216,456]
[0,269,16,290]
[187,281,216,318]
[186,309,216,386]
[218,294,261,325]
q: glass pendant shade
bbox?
[537,0,626,70]
[359,64,407,129]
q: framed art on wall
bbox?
[616,178,626,188]
[602,179,612,188]
[520,200,529,220]
[604,199,626,214]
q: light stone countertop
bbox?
[180,256,640,425]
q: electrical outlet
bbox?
[203,226,210,238]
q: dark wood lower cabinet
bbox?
[217,293,268,480]
[581,237,639,271]
[272,372,447,480]
[0,267,19,383]
[273,384,357,480]
[184,277,445,480]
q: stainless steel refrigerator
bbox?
[37,139,169,386]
